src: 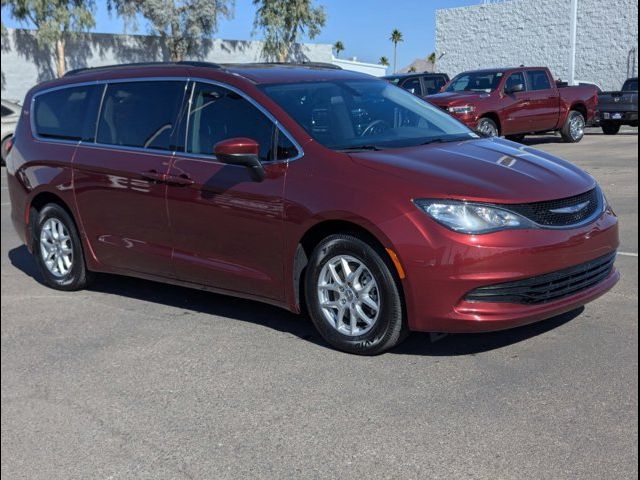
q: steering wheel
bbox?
[360,119,391,137]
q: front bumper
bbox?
[389,209,620,333]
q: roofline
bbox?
[64,61,342,78]
[383,72,449,78]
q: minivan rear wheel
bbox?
[305,234,407,355]
[33,203,94,291]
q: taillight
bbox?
[5,137,14,154]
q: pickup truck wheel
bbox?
[477,118,499,138]
[561,110,585,143]
[601,123,621,135]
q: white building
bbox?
[436,0,638,91]
[331,56,388,77]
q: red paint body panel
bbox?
[6,64,619,335]
[428,67,598,135]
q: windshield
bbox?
[445,71,504,93]
[623,79,638,92]
[260,80,476,150]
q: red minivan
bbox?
[6,62,620,354]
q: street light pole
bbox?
[569,0,578,85]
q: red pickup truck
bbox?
[427,67,598,143]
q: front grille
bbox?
[505,188,600,227]
[465,252,616,305]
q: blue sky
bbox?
[1,0,477,69]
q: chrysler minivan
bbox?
[6,62,620,354]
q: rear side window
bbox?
[187,82,276,162]
[34,85,99,141]
[2,105,13,117]
[97,81,187,150]
[623,79,638,91]
[526,70,552,91]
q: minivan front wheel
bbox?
[305,234,407,355]
[33,203,93,291]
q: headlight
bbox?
[414,199,535,234]
[448,105,475,115]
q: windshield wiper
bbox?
[420,136,474,146]
[338,145,382,152]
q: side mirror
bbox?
[214,137,265,182]
[505,83,525,94]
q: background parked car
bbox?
[427,67,599,143]
[1,99,21,166]
[597,77,638,135]
[383,73,450,97]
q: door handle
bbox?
[140,170,166,183]
[164,173,194,186]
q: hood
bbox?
[349,138,595,204]
[427,91,491,106]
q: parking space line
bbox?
[618,252,639,258]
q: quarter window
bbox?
[276,131,299,161]
[526,70,552,91]
[187,83,276,162]
[34,85,99,141]
[2,105,13,117]
[96,81,186,150]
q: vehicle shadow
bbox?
[9,245,584,357]
[520,129,638,146]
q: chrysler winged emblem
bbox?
[550,201,591,214]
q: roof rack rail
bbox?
[64,61,222,77]
[224,61,342,70]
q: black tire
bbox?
[476,117,499,138]
[1,135,12,166]
[601,123,621,135]
[33,203,94,291]
[304,234,407,355]
[505,134,526,143]
[560,110,586,143]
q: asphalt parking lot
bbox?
[1,130,638,479]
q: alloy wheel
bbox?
[570,114,585,140]
[39,217,74,277]
[478,120,499,137]
[317,255,380,336]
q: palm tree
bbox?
[427,51,437,71]
[390,29,403,73]
[379,56,390,67]
[333,41,345,58]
